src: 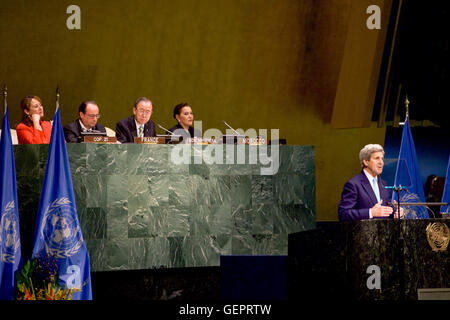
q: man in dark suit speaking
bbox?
[63,100,106,143]
[115,97,156,143]
[338,144,403,222]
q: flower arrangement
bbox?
[15,253,79,300]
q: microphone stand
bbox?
[393,186,405,301]
[157,124,182,144]
[388,185,448,299]
[222,121,245,144]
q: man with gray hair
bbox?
[338,144,400,221]
[115,97,156,143]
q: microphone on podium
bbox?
[223,120,243,136]
[222,121,245,144]
[384,185,409,192]
[157,124,176,135]
[157,124,182,143]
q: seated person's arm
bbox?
[63,126,79,143]
[17,126,46,144]
[115,121,129,143]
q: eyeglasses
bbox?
[136,109,152,115]
[85,114,101,119]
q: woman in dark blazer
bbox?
[169,102,201,141]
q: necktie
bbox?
[373,178,381,202]
[138,126,143,137]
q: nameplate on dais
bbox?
[81,136,117,144]
[134,137,166,144]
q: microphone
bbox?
[157,124,183,144]
[222,121,243,136]
[157,124,176,135]
[81,129,106,136]
[385,185,408,192]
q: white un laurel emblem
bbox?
[400,192,428,219]
[40,198,83,258]
[0,201,21,264]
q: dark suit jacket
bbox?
[115,115,156,143]
[338,171,394,222]
[168,123,202,142]
[63,119,106,143]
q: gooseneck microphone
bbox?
[157,124,176,135]
[222,121,242,136]
[384,185,409,192]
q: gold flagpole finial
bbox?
[56,84,60,112]
[404,94,409,119]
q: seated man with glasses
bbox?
[63,100,107,143]
[115,97,156,143]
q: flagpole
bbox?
[0,82,22,300]
[404,94,409,119]
[397,94,409,300]
[2,84,6,114]
[399,94,409,126]
[56,84,60,112]
[396,94,410,217]
[31,83,93,299]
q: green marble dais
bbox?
[15,144,315,271]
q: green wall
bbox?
[0,0,388,221]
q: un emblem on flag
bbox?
[0,201,20,264]
[40,198,83,258]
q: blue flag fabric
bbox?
[32,107,92,300]
[0,107,22,300]
[440,155,450,215]
[392,117,428,218]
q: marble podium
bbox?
[288,220,450,300]
[15,144,316,273]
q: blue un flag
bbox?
[440,155,450,215]
[0,107,22,300]
[392,117,428,218]
[32,107,92,300]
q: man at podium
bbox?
[63,100,107,143]
[115,97,156,143]
[338,144,402,221]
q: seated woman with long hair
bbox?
[169,102,201,141]
[16,95,52,144]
